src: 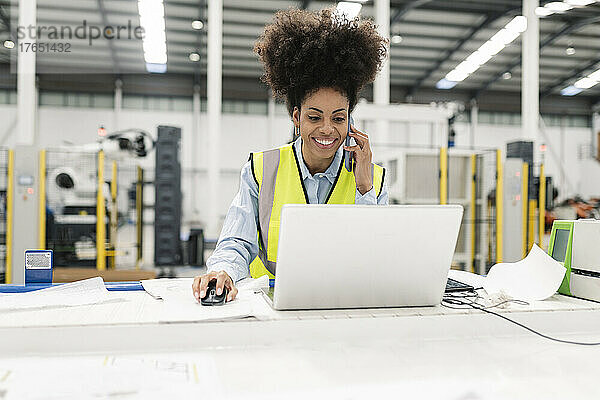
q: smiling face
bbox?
[292,87,349,174]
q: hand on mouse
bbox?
[192,270,238,303]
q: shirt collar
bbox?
[293,137,342,184]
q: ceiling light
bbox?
[336,2,362,19]
[561,85,583,96]
[391,35,402,44]
[455,60,479,74]
[191,20,203,30]
[565,0,595,5]
[546,2,573,12]
[587,69,600,81]
[3,40,14,49]
[138,0,168,73]
[145,63,167,73]
[504,15,528,33]
[574,77,597,89]
[466,50,492,66]
[189,52,200,62]
[502,72,512,80]
[138,0,164,18]
[438,15,527,89]
[566,46,576,55]
[436,78,458,90]
[490,28,520,45]
[535,7,554,16]
[479,40,505,56]
[446,70,469,82]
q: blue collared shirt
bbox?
[206,137,389,282]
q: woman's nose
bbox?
[320,121,335,134]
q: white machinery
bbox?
[46,129,154,215]
[45,129,154,266]
[550,219,600,302]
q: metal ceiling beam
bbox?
[390,0,433,25]
[540,55,600,97]
[394,1,520,15]
[474,14,600,98]
[0,4,13,38]
[96,0,120,73]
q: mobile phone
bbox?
[344,116,356,172]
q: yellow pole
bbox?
[528,199,535,252]
[496,149,503,263]
[487,198,492,265]
[38,150,46,250]
[109,161,117,269]
[136,166,143,269]
[440,147,448,205]
[521,162,529,258]
[470,154,476,273]
[96,150,106,271]
[5,150,14,283]
[539,163,546,250]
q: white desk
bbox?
[1,287,600,399]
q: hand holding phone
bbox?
[344,116,356,172]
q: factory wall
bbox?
[0,104,597,240]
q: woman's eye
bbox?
[308,116,320,121]
[333,117,345,123]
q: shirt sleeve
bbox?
[205,161,258,283]
[355,174,389,205]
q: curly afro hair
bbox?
[254,8,388,117]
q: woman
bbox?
[193,8,389,302]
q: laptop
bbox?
[263,204,464,310]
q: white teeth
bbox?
[315,138,334,146]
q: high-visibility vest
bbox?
[248,143,385,279]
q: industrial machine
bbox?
[549,219,600,302]
[153,126,182,268]
[46,129,154,267]
[502,158,526,262]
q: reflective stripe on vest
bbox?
[249,143,385,279]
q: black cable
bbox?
[442,294,600,346]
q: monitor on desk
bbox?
[551,228,570,263]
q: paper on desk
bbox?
[140,276,269,323]
[483,244,566,301]
[0,277,123,311]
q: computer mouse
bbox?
[200,279,228,306]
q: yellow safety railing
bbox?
[496,149,503,263]
[38,150,46,250]
[521,162,529,258]
[470,154,476,273]
[109,160,117,269]
[539,164,546,250]
[96,150,106,271]
[528,199,535,252]
[6,150,14,283]
[439,147,448,205]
